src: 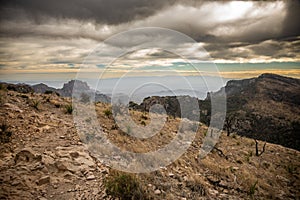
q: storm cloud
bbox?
[0,0,183,24]
[0,0,299,75]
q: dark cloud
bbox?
[0,1,296,44]
[280,0,300,39]
[201,36,300,61]
[0,0,299,64]
[0,0,181,24]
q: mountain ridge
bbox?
[131,73,300,151]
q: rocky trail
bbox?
[0,91,109,199]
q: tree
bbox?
[224,113,237,136]
[254,139,266,156]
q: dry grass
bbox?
[1,90,299,199]
[93,102,300,199]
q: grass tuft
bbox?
[105,171,148,200]
[31,99,40,110]
[65,104,73,114]
[249,180,258,198]
[104,109,112,118]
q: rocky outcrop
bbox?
[130,95,200,121]
[31,80,111,103]
[0,82,34,93]
[60,80,90,97]
[131,74,300,151]
[202,73,300,150]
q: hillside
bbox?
[206,73,300,150]
[0,83,299,199]
[133,73,300,151]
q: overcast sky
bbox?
[0,0,299,81]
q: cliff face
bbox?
[205,73,300,150]
[60,80,90,97]
[130,95,200,121]
[132,74,300,151]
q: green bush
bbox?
[65,104,73,114]
[104,109,112,117]
[105,171,147,200]
[31,99,40,110]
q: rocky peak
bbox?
[61,80,90,97]
[62,80,90,92]
[30,80,110,103]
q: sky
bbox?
[0,0,300,83]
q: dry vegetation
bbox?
[94,102,300,199]
[0,89,299,199]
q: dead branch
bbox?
[213,146,228,159]
[254,139,266,156]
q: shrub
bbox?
[104,109,112,117]
[31,99,40,110]
[0,122,12,143]
[141,121,146,126]
[141,114,148,120]
[44,90,54,95]
[186,179,206,196]
[126,125,131,134]
[105,171,147,200]
[65,104,73,114]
